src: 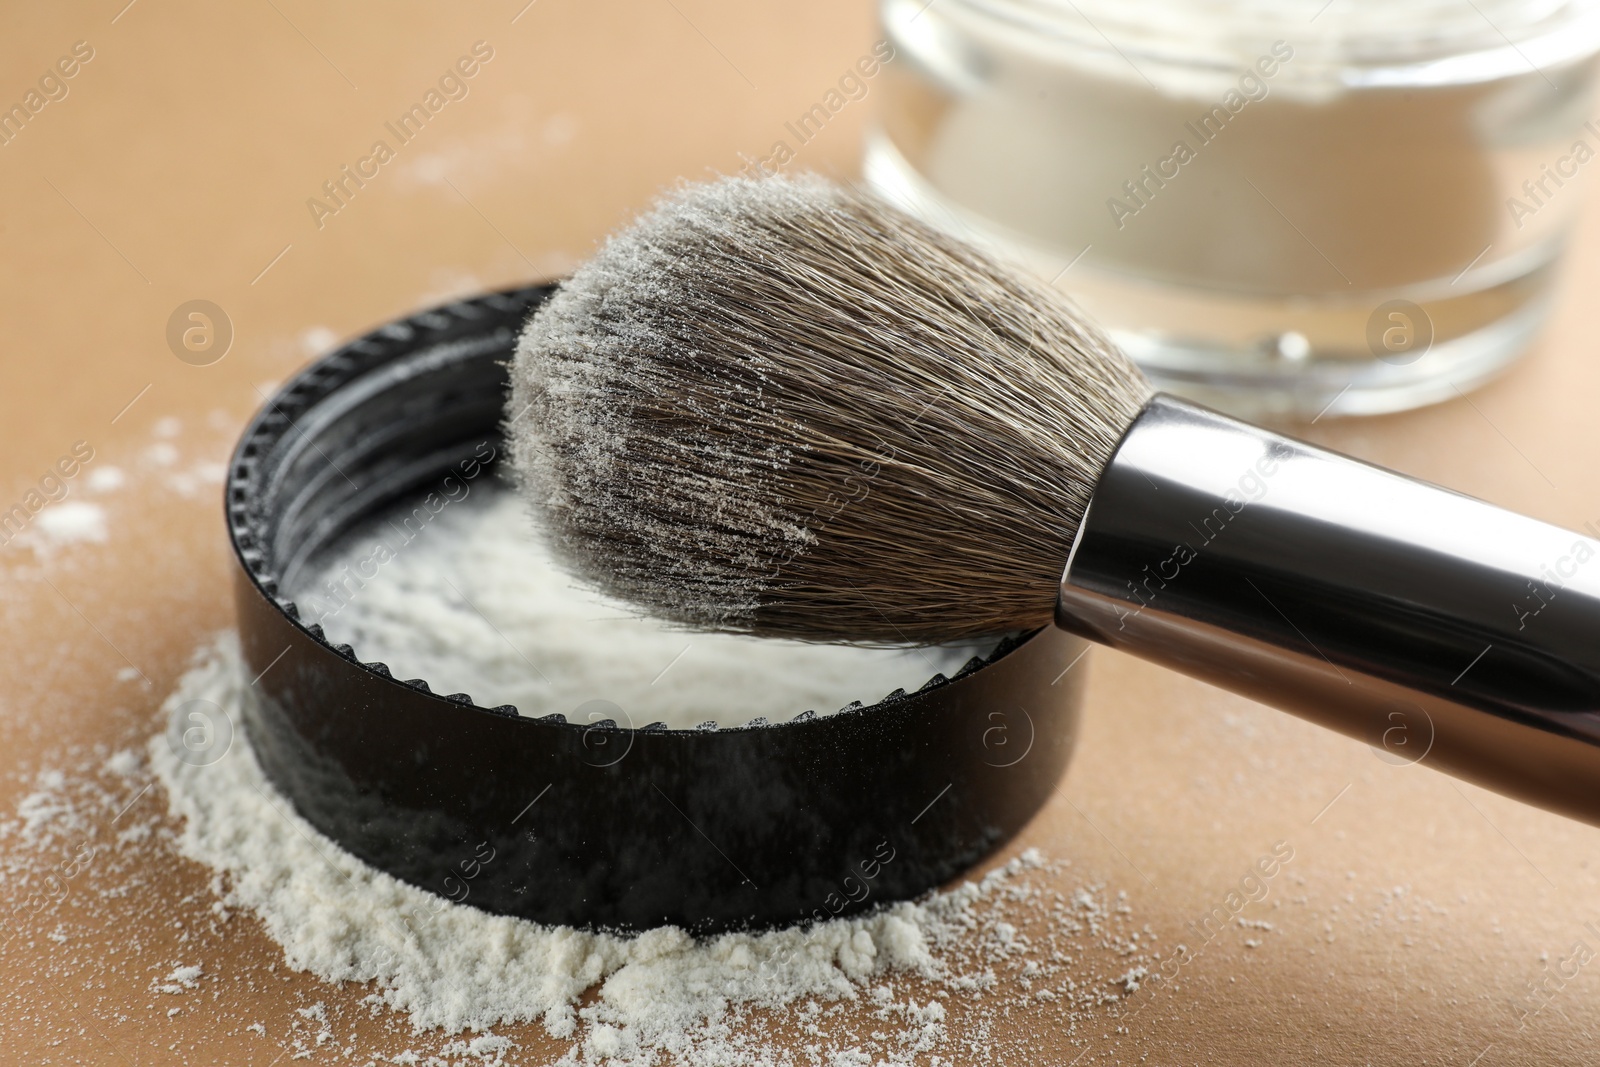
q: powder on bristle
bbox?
[509,173,1151,645]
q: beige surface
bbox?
[3,2,1600,1063]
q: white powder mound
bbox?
[146,634,1155,1063]
[86,466,126,493]
[159,963,204,993]
[31,501,108,545]
[147,634,928,1036]
[294,489,979,729]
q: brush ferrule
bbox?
[1057,394,1600,823]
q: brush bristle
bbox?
[508,174,1152,645]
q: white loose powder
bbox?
[129,634,1160,1063]
[30,501,108,546]
[0,445,1162,1062]
[875,0,1600,383]
[953,0,1600,89]
[85,465,126,492]
[294,488,980,729]
[149,639,933,1038]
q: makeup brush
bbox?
[509,174,1600,824]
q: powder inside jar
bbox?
[289,484,989,729]
[870,0,1600,411]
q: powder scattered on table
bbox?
[85,465,126,493]
[71,632,1157,1063]
[30,501,107,546]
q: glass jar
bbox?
[867,0,1600,418]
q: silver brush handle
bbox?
[1056,394,1600,824]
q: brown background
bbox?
[3,1,1600,1063]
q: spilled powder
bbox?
[112,634,1163,1063]
[85,465,126,493]
[30,501,108,546]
